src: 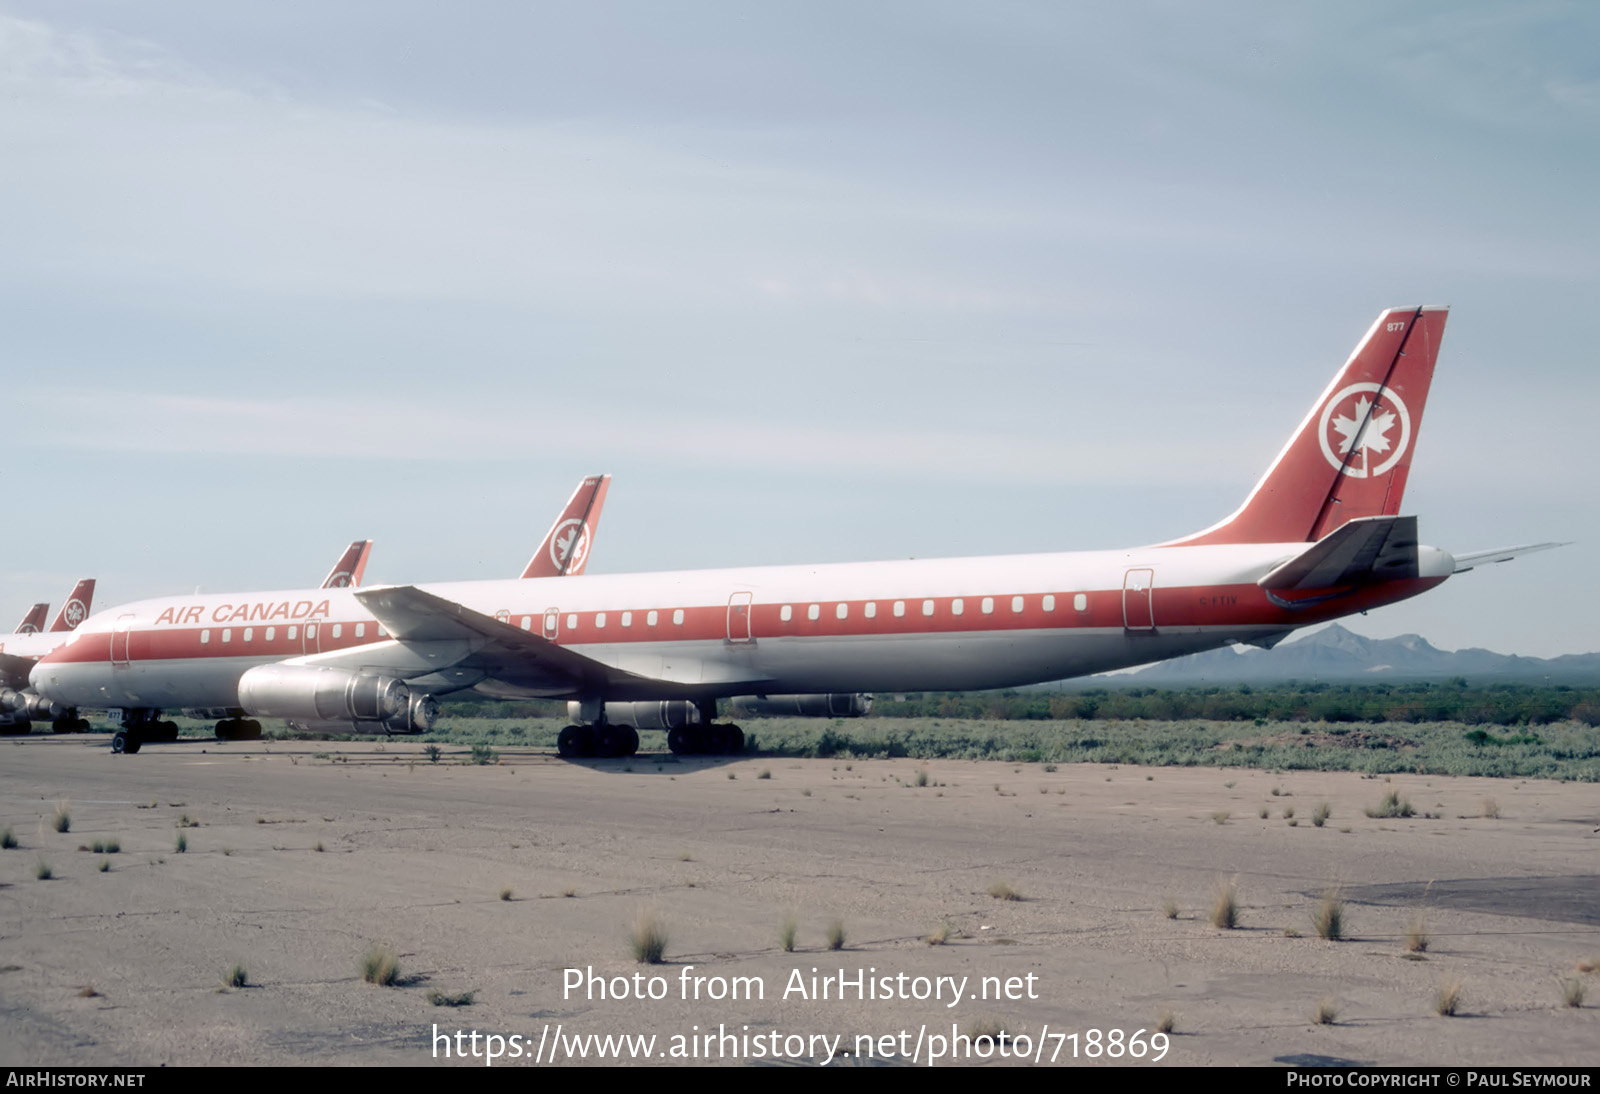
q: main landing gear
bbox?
[110,709,180,754]
[557,723,640,760]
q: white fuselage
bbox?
[30,541,1453,713]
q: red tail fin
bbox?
[322,541,373,589]
[48,579,96,632]
[1168,306,1447,546]
[14,603,48,635]
[522,475,611,578]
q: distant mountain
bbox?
[1114,625,1600,685]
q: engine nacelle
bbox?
[2,689,64,720]
[731,693,874,718]
[239,665,409,726]
[571,700,701,730]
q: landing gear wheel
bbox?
[708,725,730,754]
[111,732,126,753]
[240,720,262,741]
[114,730,142,754]
[667,726,691,755]
[623,726,640,756]
[157,720,180,742]
[727,726,745,755]
[215,718,239,741]
[557,725,584,759]
[52,719,74,734]
[596,725,622,758]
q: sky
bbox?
[1,2,1596,659]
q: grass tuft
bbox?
[826,919,847,951]
[313,841,325,853]
[1312,802,1331,828]
[34,859,52,880]
[1312,889,1345,941]
[1313,997,1338,1025]
[987,881,1021,901]
[779,916,797,953]
[499,887,513,902]
[429,990,476,1007]
[1560,977,1585,1008]
[1434,979,1463,1017]
[224,963,248,989]
[926,919,957,946]
[1406,912,1431,953]
[1480,797,1501,819]
[1161,896,1179,920]
[77,984,101,998]
[967,1018,1010,1050]
[1156,1009,1176,1034]
[1,828,16,849]
[96,858,110,872]
[630,910,668,964]
[1210,810,1230,825]
[1365,790,1415,818]
[53,803,71,833]
[757,768,772,780]
[1210,876,1239,930]
[175,833,187,853]
[360,943,401,986]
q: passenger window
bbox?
[244,628,253,642]
[893,600,905,618]
[864,602,876,619]
[951,598,964,616]
[265,627,275,641]
[496,610,510,623]
[808,604,820,621]
[595,613,606,628]
[647,610,658,626]
[567,614,578,629]
[288,626,298,640]
[672,609,684,625]
[982,597,994,614]
[780,605,793,622]
[622,611,633,627]
[222,629,232,643]
[1074,593,1088,612]
[376,625,385,637]
[306,625,317,639]
[1043,594,1056,612]
[921,600,934,617]
[200,630,210,644]
[332,624,342,639]
[356,623,365,638]
[520,616,532,631]
[836,603,848,620]
[1012,596,1024,613]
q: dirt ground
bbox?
[1,735,1595,1067]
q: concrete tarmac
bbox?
[1,735,1596,1067]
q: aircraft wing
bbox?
[1258,515,1419,591]
[1450,542,1567,574]
[351,585,772,699]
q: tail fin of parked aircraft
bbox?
[322,541,373,589]
[522,475,611,578]
[1166,306,1448,546]
[13,603,48,635]
[47,579,96,632]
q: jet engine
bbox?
[239,665,410,727]
[573,700,699,730]
[731,693,873,718]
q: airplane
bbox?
[0,543,374,739]
[1,579,97,733]
[32,307,1562,759]
[13,603,48,635]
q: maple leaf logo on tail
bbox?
[1317,382,1412,479]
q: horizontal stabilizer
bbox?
[1258,515,1418,591]
[1451,542,1567,574]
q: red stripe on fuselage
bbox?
[41,578,1446,668]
